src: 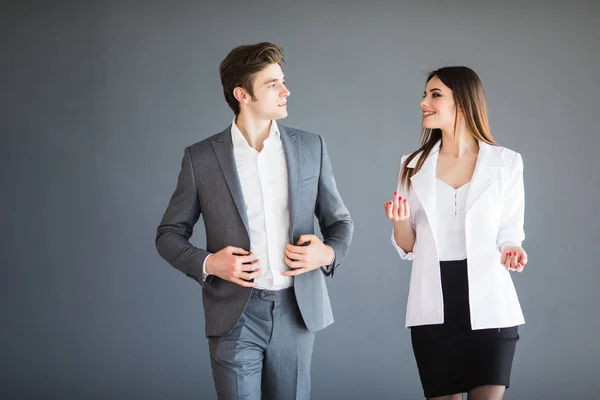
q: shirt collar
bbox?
[231,119,280,149]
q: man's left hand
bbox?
[282,234,335,277]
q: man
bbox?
[156,42,353,400]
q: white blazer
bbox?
[393,141,525,330]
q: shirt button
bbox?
[259,291,267,299]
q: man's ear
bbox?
[233,87,250,104]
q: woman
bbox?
[384,66,527,400]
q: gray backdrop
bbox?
[2,0,599,399]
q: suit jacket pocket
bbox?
[299,175,318,187]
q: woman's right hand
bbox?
[384,192,411,223]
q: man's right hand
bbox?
[205,246,260,288]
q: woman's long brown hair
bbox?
[400,66,498,190]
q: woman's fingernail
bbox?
[388,201,392,205]
[403,198,407,202]
[399,196,402,201]
[394,192,397,196]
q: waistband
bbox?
[250,286,295,301]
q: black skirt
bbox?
[410,259,519,398]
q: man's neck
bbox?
[235,113,273,151]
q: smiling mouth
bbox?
[423,111,436,118]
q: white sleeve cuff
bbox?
[202,254,212,282]
[391,230,414,260]
[499,241,521,252]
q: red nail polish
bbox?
[394,192,397,196]
[388,201,392,205]
[399,196,402,201]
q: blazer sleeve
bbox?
[496,152,526,249]
[391,155,416,260]
[155,147,212,285]
[315,135,354,277]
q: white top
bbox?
[203,119,292,290]
[435,179,470,261]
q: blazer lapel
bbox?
[465,142,505,213]
[409,142,440,246]
[279,125,300,240]
[211,126,251,237]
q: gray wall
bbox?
[2,1,599,398]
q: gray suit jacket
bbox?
[156,124,353,337]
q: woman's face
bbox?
[419,76,458,131]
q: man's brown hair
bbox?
[219,42,285,115]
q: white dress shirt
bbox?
[203,120,292,290]
[435,179,470,261]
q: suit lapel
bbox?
[211,126,250,237]
[279,125,300,240]
[409,142,440,246]
[465,142,504,213]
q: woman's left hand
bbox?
[501,245,527,272]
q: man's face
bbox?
[242,63,290,121]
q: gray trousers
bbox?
[208,287,316,400]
